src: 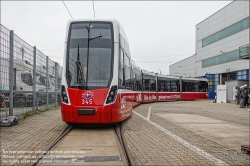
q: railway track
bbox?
[30,123,135,166]
[30,124,74,166]
[114,124,135,166]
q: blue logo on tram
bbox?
[82,91,94,99]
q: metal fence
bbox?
[0,24,62,118]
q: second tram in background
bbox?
[60,19,208,125]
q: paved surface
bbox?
[1,100,250,166]
[0,109,65,166]
[0,109,124,166]
[123,100,250,166]
[157,113,249,151]
[40,128,124,165]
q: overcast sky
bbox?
[1,1,232,74]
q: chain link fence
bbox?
[0,24,62,118]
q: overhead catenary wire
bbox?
[62,0,73,19]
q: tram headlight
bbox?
[106,85,117,104]
[61,85,69,103]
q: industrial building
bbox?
[169,0,249,100]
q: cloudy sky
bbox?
[1,1,232,74]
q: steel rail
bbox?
[120,124,135,166]
[114,124,135,166]
[114,125,128,166]
[30,124,73,166]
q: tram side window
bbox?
[131,65,136,91]
[143,74,155,91]
[166,80,170,91]
[199,81,208,92]
[166,80,174,91]
[124,54,131,89]
[118,49,124,87]
[175,81,180,92]
[183,81,199,92]
[170,81,176,92]
[158,80,162,91]
[132,67,142,91]
[143,79,150,91]
[150,79,156,91]
[137,70,142,91]
[131,66,135,90]
[156,79,169,92]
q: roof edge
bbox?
[169,54,196,67]
[196,0,234,26]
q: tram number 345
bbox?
[82,99,93,104]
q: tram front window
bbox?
[67,22,113,90]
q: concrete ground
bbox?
[156,113,249,151]
[40,128,124,166]
[0,109,65,166]
[123,100,250,166]
[1,100,249,166]
[0,109,124,166]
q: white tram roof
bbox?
[142,70,156,76]
[157,74,179,80]
[150,74,208,81]
[182,77,208,82]
[65,19,129,47]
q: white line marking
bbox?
[147,105,155,120]
[133,111,228,166]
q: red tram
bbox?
[60,19,208,124]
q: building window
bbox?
[237,69,249,80]
[202,49,240,68]
[239,44,249,59]
[202,17,249,47]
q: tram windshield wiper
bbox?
[75,44,85,89]
[85,26,103,90]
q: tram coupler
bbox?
[0,116,18,127]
